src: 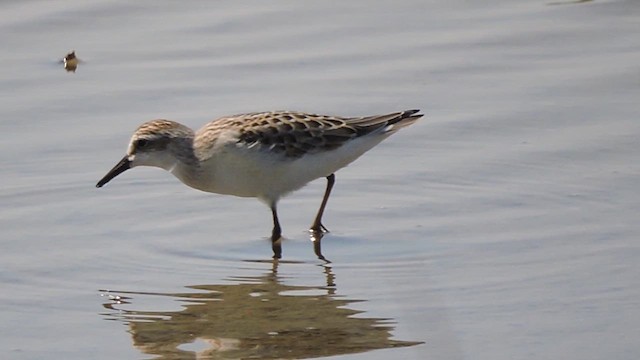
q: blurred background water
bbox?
[1,0,639,359]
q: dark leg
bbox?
[271,204,282,259]
[310,173,335,233]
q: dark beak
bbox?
[96,155,131,188]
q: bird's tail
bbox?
[348,109,423,135]
[385,109,423,131]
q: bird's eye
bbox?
[136,139,149,148]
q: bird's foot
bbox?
[271,236,283,259]
[308,227,330,262]
[309,223,329,234]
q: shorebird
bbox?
[96,110,423,258]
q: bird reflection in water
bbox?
[100,261,422,359]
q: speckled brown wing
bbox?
[237,110,422,158]
[235,111,360,158]
[195,110,422,160]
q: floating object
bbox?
[63,51,79,72]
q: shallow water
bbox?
[1,1,639,359]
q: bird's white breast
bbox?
[183,131,391,203]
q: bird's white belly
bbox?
[190,135,386,202]
[202,151,331,200]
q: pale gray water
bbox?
[1,1,639,359]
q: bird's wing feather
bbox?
[195,110,422,160]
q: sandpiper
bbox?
[96,110,423,258]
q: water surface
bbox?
[1,1,639,359]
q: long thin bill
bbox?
[96,155,131,188]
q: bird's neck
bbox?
[163,138,208,191]
[168,161,204,191]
